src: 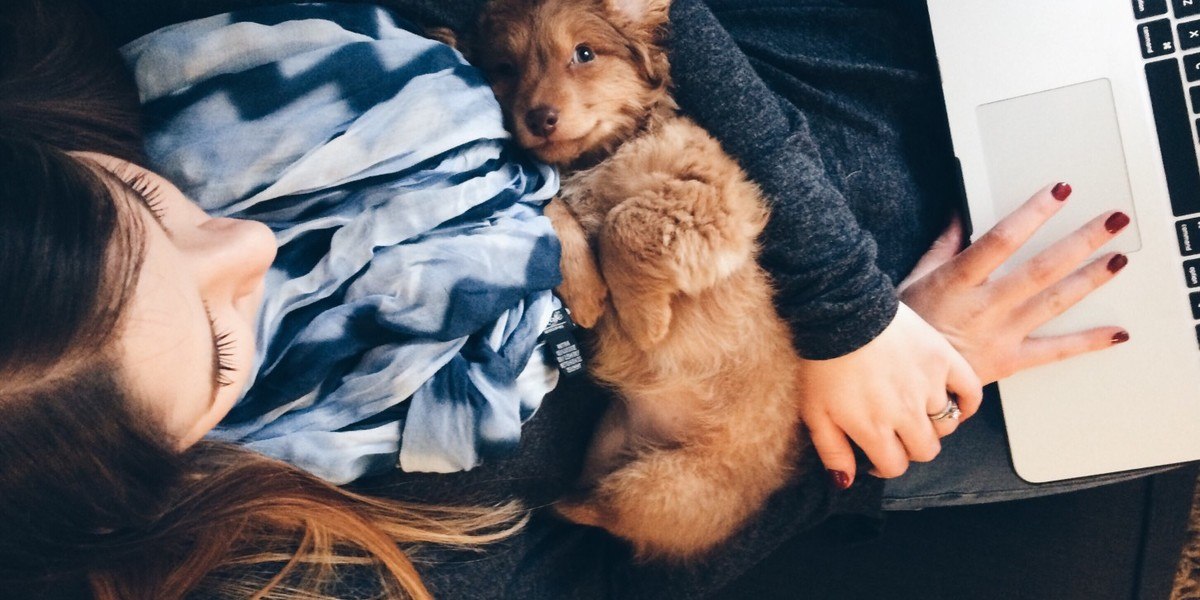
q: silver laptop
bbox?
[927,0,1200,482]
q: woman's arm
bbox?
[667,0,896,359]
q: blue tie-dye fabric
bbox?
[120,3,562,484]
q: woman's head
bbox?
[0,131,275,569]
[0,135,172,576]
[2,145,277,434]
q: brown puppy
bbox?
[475,0,809,560]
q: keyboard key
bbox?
[1181,20,1200,49]
[1185,258,1200,287]
[1136,0,1170,18]
[1178,217,1200,255]
[1191,87,1200,112]
[1190,291,1200,318]
[1140,20,1177,58]
[1188,53,1200,80]
[1146,60,1200,216]
[1176,0,1200,18]
[1195,324,1200,347]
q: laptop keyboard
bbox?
[1134,1,1200,323]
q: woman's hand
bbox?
[898,183,1131,385]
[796,303,983,488]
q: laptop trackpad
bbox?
[976,78,1141,270]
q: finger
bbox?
[898,214,966,293]
[897,404,943,460]
[806,414,858,490]
[1014,252,1128,330]
[991,210,1130,306]
[852,425,910,479]
[951,182,1072,285]
[925,393,963,438]
[1014,327,1130,373]
[945,348,984,419]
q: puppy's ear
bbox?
[425,26,460,50]
[605,0,670,29]
[605,0,672,89]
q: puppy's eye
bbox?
[573,45,596,64]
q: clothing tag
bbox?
[541,308,585,377]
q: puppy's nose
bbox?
[525,106,560,138]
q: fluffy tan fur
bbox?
[476,0,810,560]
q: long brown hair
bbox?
[0,1,521,598]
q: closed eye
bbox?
[112,166,171,231]
[203,303,238,394]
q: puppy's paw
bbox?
[602,181,766,295]
[558,273,608,328]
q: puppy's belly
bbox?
[594,261,795,419]
[621,388,707,443]
[579,381,705,483]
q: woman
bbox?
[0,3,531,599]
[0,0,1145,598]
[88,0,1140,493]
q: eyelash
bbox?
[205,305,238,388]
[125,171,168,222]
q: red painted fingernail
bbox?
[1105,212,1131,233]
[1107,254,1128,273]
[1052,182,1072,201]
[1112,330,1130,345]
[828,470,852,490]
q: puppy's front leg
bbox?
[546,198,608,328]
[598,199,676,350]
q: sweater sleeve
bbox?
[667,0,899,359]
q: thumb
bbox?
[898,214,965,292]
[806,416,857,491]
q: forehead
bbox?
[487,0,626,55]
[79,158,151,304]
[82,155,157,225]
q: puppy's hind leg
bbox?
[555,443,784,561]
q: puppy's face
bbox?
[477,0,671,166]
